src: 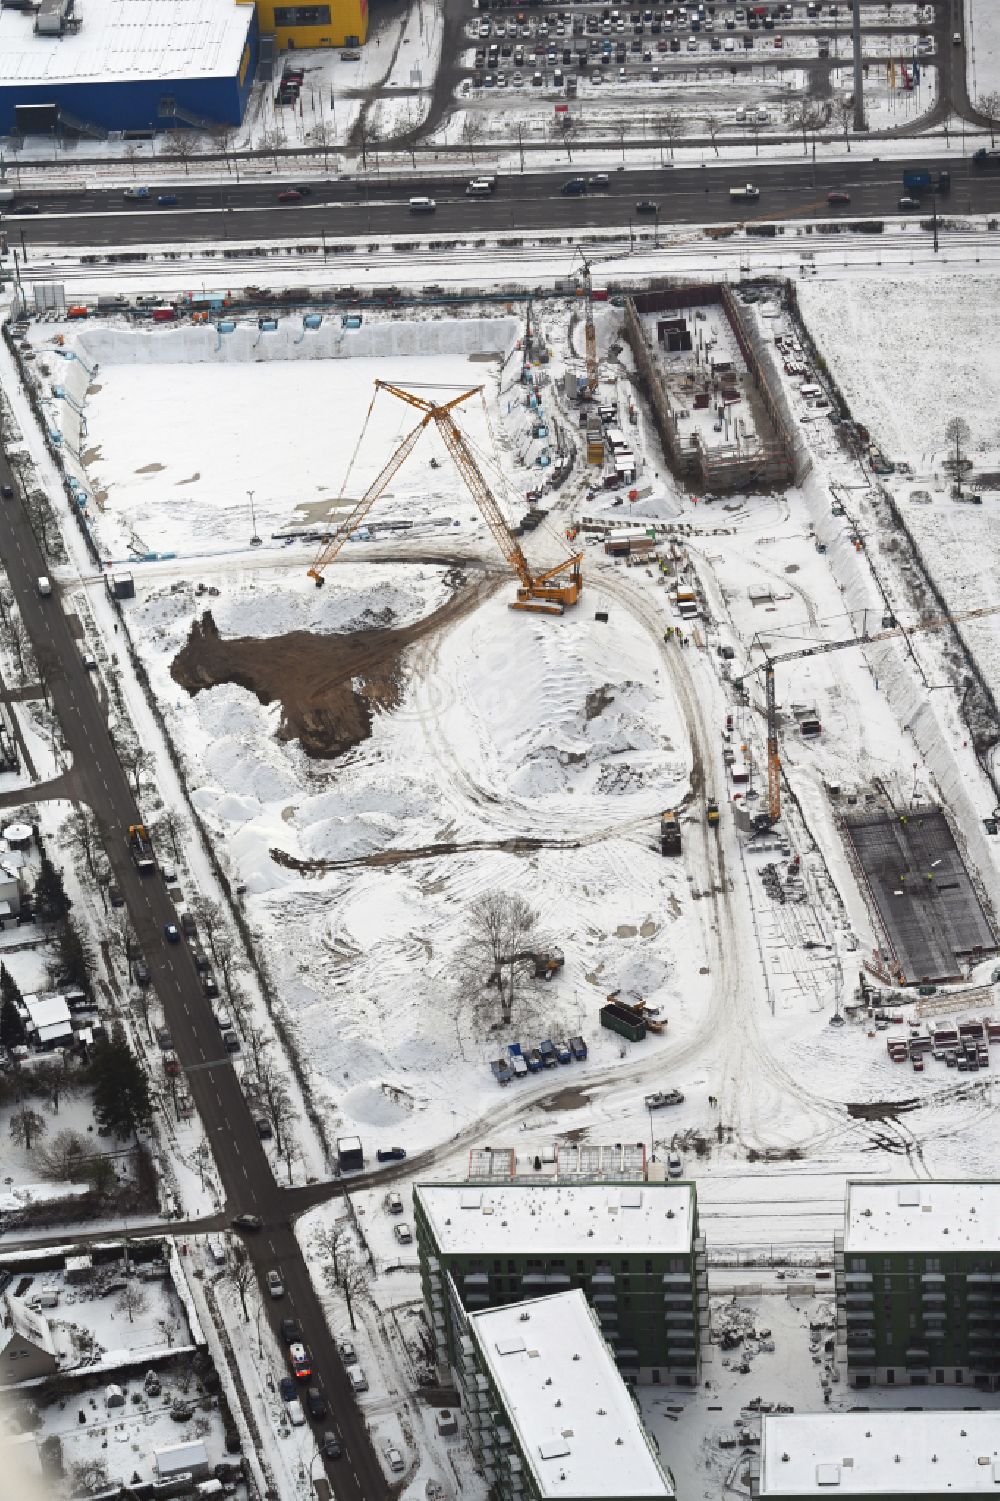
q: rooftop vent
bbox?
[816,1465,841,1487]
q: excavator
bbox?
[307,381,583,616]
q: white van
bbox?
[37,576,52,597]
[466,178,494,196]
[408,196,436,214]
[287,1399,306,1426]
[348,1367,369,1393]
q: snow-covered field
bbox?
[969,0,1000,102]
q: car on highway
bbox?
[279,1376,297,1402]
[164,922,180,943]
[232,1213,263,1230]
[588,173,610,188]
[109,883,124,907]
[1,484,14,500]
[635,199,658,213]
[281,1318,302,1344]
[132,959,151,987]
[267,1269,285,1298]
[321,1430,342,1460]
[156,194,179,207]
[376,1145,407,1162]
[11,203,40,215]
[307,1386,328,1420]
[898,195,921,211]
[826,191,851,204]
[277,189,303,203]
[155,1027,173,1051]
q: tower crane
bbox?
[307,381,583,616]
[751,599,1000,826]
[574,251,599,397]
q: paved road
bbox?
[0,462,389,1501]
[5,152,998,252]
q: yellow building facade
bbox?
[256,0,367,50]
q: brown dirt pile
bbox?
[170,575,495,759]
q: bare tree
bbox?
[785,97,827,154]
[461,115,484,165]
[123,141,143,179]
[116,1280,148,1324]
[979,89,1000,147]
[316,1220,351,1284]
[256,1059,294,1158]
[36,1054,75,1115]
[944,416,972,495]
[308,118,337,172]
[192,895,225,960]
[832,94,854,152]
[106,906,137,967]
[659,107,686,160]
[703,111,724,156]
[212,928,240,998]
[227,1242,254,1318]
[166,130,199,175]
[119,744,152,799]
[155,807,187,863]
[63,805,104,888]
[192,1136,214,1191]
[10,1104,47,1153]
[40,1126,91,1180]
[70,1459,111,1497]
[324,1242,371,1332]
[464,890,541,1024]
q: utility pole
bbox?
[851,0,866,131]
[248,490,261,546]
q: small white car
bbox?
[385,1445,405,1472]
[394,1222,413,1244]
[386,1191,404,1215]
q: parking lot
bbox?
[459,0,942,123]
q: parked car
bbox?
[377,1146,406,1162]
[164,922,180,943]
[255,1116,273,1139]
[222,1031,241,1054]
[667,1150,683,1178]
[155,1027,173,1051]
[348,1367,369,1393]
[393,1222,413,1244]
[279,1375,297,1402]
[385,1191,404,1214]
[109,883,124,907]
[339,1338,357,1365]
[287,1399,306,1426]
[267,1269,285,1298]
[132,959,151,987]
[385,1445,405,1472]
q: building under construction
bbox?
[624,284,796,495]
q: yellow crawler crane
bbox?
[307,381,583,615]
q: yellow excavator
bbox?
[307,381,583,616]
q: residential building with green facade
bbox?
[753,1412,1000,1500]
[414,1179,707,1386]
[835,1180,1000,1389]
[456,1288,675,1501]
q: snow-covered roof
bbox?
[0,0,252,90]
[2,1295,55,1357]
[24,995,71,1030]
[469,1291,673,1499]
[844,1180,1000,1253]
[759,1413,1000,1495]
[416,1181,695,1255]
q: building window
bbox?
[273,4,332,22]
[886,1369,895,1385]
[883,1277,892,1292]
[645,1260,653,1274]
[954,1370,962,1383]
[935,1370,944,1384]
[907,1259,915,1273]
[925,1258,940,1273]
[508,1260,515,1273]
[850,1258,866,1272]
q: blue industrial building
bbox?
[0,0,259,138]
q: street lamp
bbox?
[248,489,262,546]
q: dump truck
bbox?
[507,1043,529,1078]
[729,184,760,201]
[660,810,682,856]
[538,1039,559,1068]
[491,1058,513,1086]
[127,822,156,876]
[902,167,931,192]
[569,1036,588,1061]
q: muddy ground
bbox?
[169,570,499,758]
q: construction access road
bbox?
[0,447,390,1501]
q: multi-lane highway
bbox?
[0,456,390,1501]
[3,154,997,250]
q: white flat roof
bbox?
[24,994,71,1029]
[470,1291,672,1499]
[416,1181,695,1256]
[0,0,251,90]
[760,1413,1000,1496]
[845,1181,1000,1254]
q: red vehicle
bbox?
[773,33,783,47]
[152,306,176,323]
[827,191,851,204]
[277,189,303,203]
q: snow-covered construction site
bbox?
[19,272,1000,1198]
[7,255,1000,1497]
